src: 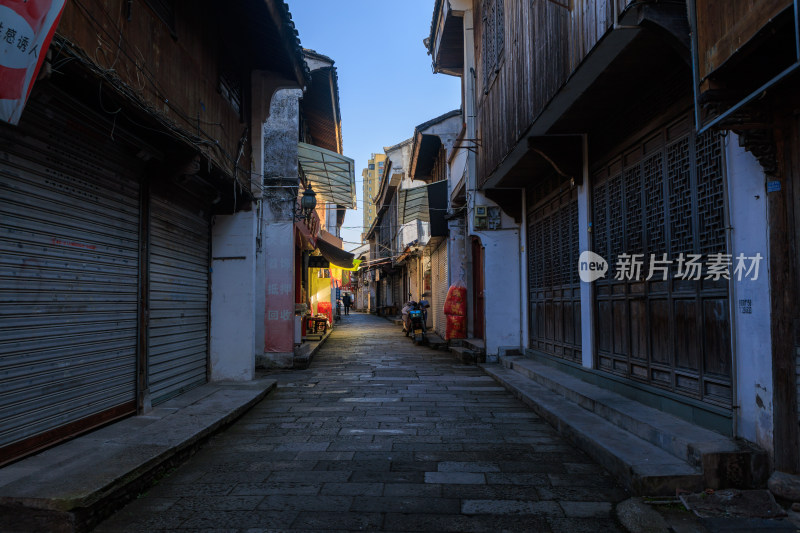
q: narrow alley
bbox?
[3,1,800,532]
[93,314,627,532]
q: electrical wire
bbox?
[64,1,251,191]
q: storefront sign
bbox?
[0,0,66,125]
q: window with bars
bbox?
[482,0,505,93]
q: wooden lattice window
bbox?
[482,0,504,93]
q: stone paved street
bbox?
[93,313,629,532]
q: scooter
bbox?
[408,299,430,344]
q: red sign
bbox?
[0,0,66,125]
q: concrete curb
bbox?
[294,325,333,369]
[480,362,702,496]
[0,379,276,533]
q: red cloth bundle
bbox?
[445,314,467,340]
[443,283,467,316]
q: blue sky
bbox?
[288,0,462,251]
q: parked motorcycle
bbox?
[407,299,430,344]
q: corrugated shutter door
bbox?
[393,275,402,308]
[433,242,448,338]
[148,195,209,405]
[439,245,448,338]
[0,97,140,459]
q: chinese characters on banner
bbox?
[0,0,66,125]
[611,253,763,282]
[340,270,353,292]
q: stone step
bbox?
[500,356,767,489]
[461,338,486,355]
[449,346,475,364]
[482,364,703,496]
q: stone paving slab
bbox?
[87,313,631,532]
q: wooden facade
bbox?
[694,0,793,81]
[474,0,635,187]
[55,0,305,193]
[691,0,800,471]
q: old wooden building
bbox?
[428,0,797,492]
[689,0,800,478]
[0,0,309,465]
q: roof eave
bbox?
[266,0,311,87]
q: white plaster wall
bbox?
[519,189,529,351]
[210,211,256,381]
[260,88,302,366]
[475,225,522,356]
[255,203,266,356]
[471,190,522,356]
[578,137,595,368]
[448,217,467,284]
[726,135,773,451]
[400,221,419,248]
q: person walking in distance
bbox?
[342,293,352,316]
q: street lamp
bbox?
[295,184,317,221]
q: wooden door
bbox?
[472,237,485,339]
[592,115,731,407]
[527,186,582,363]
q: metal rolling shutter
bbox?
[392,274,402,307]
[433,242,448,338]
[0,98,140,460]
[147,194,210,405]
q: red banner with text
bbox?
[0,0,66,125]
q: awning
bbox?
[297,142,356,209]
[400,185,430,224]
[317,237,361,271]
[399,180,448,236]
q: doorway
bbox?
[471,236,485,339]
